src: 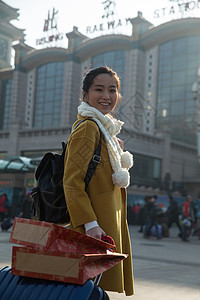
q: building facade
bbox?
[0,1,24,69]
[0,3,200,198]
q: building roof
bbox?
[0,1,24,41]
[0,0,19,21]
[21,47,68,70]
[0,20,24,40]
[75,34,132,60]
[0,157,36,173]
[140,17,200,49]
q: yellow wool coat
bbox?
[63,115,134,296]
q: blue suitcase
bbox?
[143,225,162,237]
[150,225,162,237]
[0,266,109,300]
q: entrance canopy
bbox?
[0,156,38,173]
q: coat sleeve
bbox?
[63,120,100,228]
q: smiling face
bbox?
[83,73,119,115]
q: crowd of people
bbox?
[128,194,200,241]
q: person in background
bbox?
[138,195,150,233]
[183,195,197,224]
[19,191,32,219]
[182,195,197,239]
[0,193,9,221]
[166,195,183,239]
[63,66,134,296]
[132,203,141,225]
[144,195,162,239]
[164,171,173,194]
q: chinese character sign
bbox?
[102,0,116,19]
[43,8,58,32]
[36,7,64,47]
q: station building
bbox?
[0,0,200,204]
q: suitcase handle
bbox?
[94,273,102,285]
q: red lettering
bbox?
[49,35,54,42]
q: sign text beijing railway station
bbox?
[36,0,200,46]
[154,0,200,18]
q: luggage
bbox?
[1,217,13,231]
[143,225,162,237]
[10,218,126,285]
[0,266,110,300]
[151,225,162,237]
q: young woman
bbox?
[63,66,134,296]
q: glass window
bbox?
[38,78,45,85]
[188,36,197,46]
[130,153,161,187]
[47,63,56,76]
[154,159,161,179]
[55,81,62,88]
[45,90,54,101]
[37,72,45,80]
[188,60,198,69]
[186,77,195,85]
[45,77,55,89]
[186,68,195,76]
[36,90,44,97]
[172,56,186,71]
[161,80,170,87]
[172,71,185,85]
[170,101,184,115]
[35,115,42,121]
[171,86,185,100]
[36,97,43,103]
[33,62,64,128]
[174,38,186,54]
[54,107,60,113]
[188,45,197,53]
[160,72,171,80]
[185,106,195,114]
[158,94,170,102]
[56,68,64,76]
[44,102,53,113]
[156,36,200,145]
[0,79,13,129]
[36,103,43,110]
[54,98,61,106]
[92,50,126,95]
[162,57,171,65]
[187,53,197,62]
[162,65,171,73]
[160,87,170,95]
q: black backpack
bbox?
[31,119,101,224]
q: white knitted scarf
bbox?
[78,101,133,188]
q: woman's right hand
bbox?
[86,226,106,240]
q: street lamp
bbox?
[192,67,200,163]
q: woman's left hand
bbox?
[117,138,124,150]
[86,226,106,240]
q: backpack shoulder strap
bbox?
[81,119,101,189]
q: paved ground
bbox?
[107,225,200,300]
[0,223,199,299]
